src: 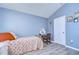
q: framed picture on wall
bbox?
[66,16,73,22]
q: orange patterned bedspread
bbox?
[8,36,43,55]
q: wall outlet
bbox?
[70,40,73,43]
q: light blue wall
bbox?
[48,3,79,49]
[0,7,48,37]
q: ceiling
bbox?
[0,3,64,18]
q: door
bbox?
[54,16,66,45]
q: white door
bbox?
[54,16,66,45]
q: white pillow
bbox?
[0,41,8,55]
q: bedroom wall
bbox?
[48,3,79,49]
[0,7,48,37]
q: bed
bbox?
[0,32,43,55]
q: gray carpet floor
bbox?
[25,43,79,55]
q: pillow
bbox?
[0,32,16,42]
[0,40,9,55]
[9,32,17,39]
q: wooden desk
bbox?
[39,33,51,44]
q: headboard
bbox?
[0,32,16,42]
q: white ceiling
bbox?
[0,3,64,18]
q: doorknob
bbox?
[62,32,64,34]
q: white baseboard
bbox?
[51,41,79,52]
[66,45,79,51]
[51,41,54,43]
[51,41,66,46]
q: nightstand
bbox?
[0,42,8,55]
